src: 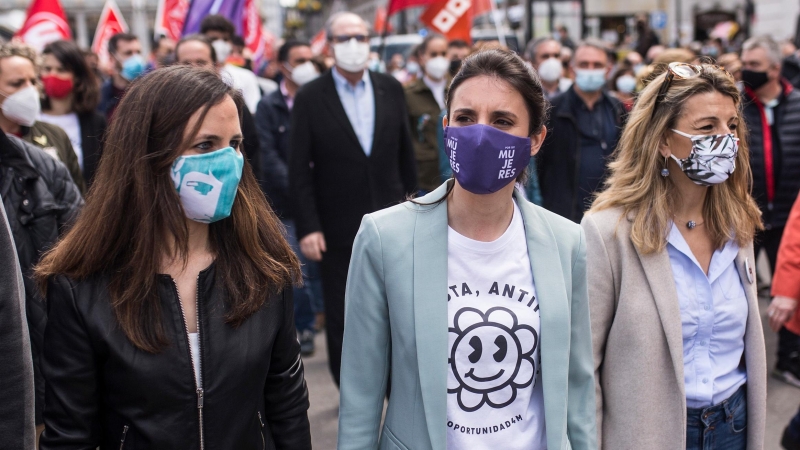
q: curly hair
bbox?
[0,41,39,73]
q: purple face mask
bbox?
[445,124,532,194]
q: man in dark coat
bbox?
[741,35,800,386]
[0,131,82,432]
[255,40,323,356]
[538,39,625,223]
[289,12,417,386]
[0,189,35,449]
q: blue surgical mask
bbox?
[121,54,146,81]
[574,68,607,93]
[171,147,244,223]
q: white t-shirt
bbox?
[446,201,546,450]
[221,64,262,114]
[423,75,446,110]
[39,112,82,169]
[189,332,201,386]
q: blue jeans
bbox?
[281,219,324,333]
[686,384,747,450]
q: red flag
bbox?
[14,0,72,51]
[242,0,266,64]
[387,0,434,17]
[154,0,189,41]
[419,0,492,42]
[310,29,326,56]
[374,7,393,34]
[92,0,129,71]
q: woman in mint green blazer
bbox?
[338,49,596,450]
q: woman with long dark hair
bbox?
[36,66,311,449]
[40,40,107,187]
[338,49,596,450]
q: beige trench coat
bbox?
[582,207,766,450]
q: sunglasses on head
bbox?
[652,62,731,115]
[329,34,369,44]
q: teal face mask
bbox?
[171,147,244,223]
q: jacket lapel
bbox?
[413,183,450,450]
[369,72,384,157]
[634,241,686,398]
[321,71,364,154]
[516,195,570,450]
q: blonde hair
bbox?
[590,64,762,253]
[0,41,39,74]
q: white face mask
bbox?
[1,85,40,127]
[333,39,370,73]
[425,56,450,80]
[537,57,563,83]
[212,39,232,63]
[615,74,637,93]
[288,61,320,86]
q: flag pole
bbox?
[488,0,507,48]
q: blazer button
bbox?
[22,199,29,206]
[278,126,286,133]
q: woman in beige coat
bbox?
[582,62,766,450]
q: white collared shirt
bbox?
[423,75,446,110]
[666,223,748,408]
[332,67,375,156]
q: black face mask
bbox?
[449,59,462,77]
[741,69,769,90]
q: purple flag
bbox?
[182,0,245,35]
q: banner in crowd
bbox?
[92,0,129,69]
[154,0,189,41]
[419,0,491,42]
[386,0,433,17]
[14,0,72,52]
[182,0,245,36]
[374,6,392,35]
[310,29,326,56]
[242,0,265,63]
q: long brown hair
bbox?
[590,64,762,253]
[36,66,300,352]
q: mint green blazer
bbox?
[337,182,597,450]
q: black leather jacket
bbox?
[40,264,311,450]
[1,132,82,424]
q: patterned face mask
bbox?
[669,129,739,186]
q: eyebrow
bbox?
[194,133,244,141]
[693,116,738,123]
[452,108,520,119]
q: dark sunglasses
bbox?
[652,62,730,115]
[329,34,369,44]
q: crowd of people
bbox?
[6,7,800,450]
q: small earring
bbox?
[661,156,670,177]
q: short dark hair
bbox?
[447,48,548,136]
[200,15,236,37]
[448,39,469,49]
[278,40,310,63]
[108,33,138,56]
[175,34,218,64]
[41,40,100,114]
[231,35,245,48]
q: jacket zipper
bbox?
[172,278,204,450]
[119,425,129,450]
[258,411,265,449]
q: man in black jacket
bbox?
[538,39,625,223]
[742,35,800,386]
[0,132,82,435]
[289,12,417,386]
[0,191,35,450]
[255,40,322,356]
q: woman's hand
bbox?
[768,295,799,333]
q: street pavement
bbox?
[303,295,800,450]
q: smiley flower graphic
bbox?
[447,306,538,412]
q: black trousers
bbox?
[319,245,352,387]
